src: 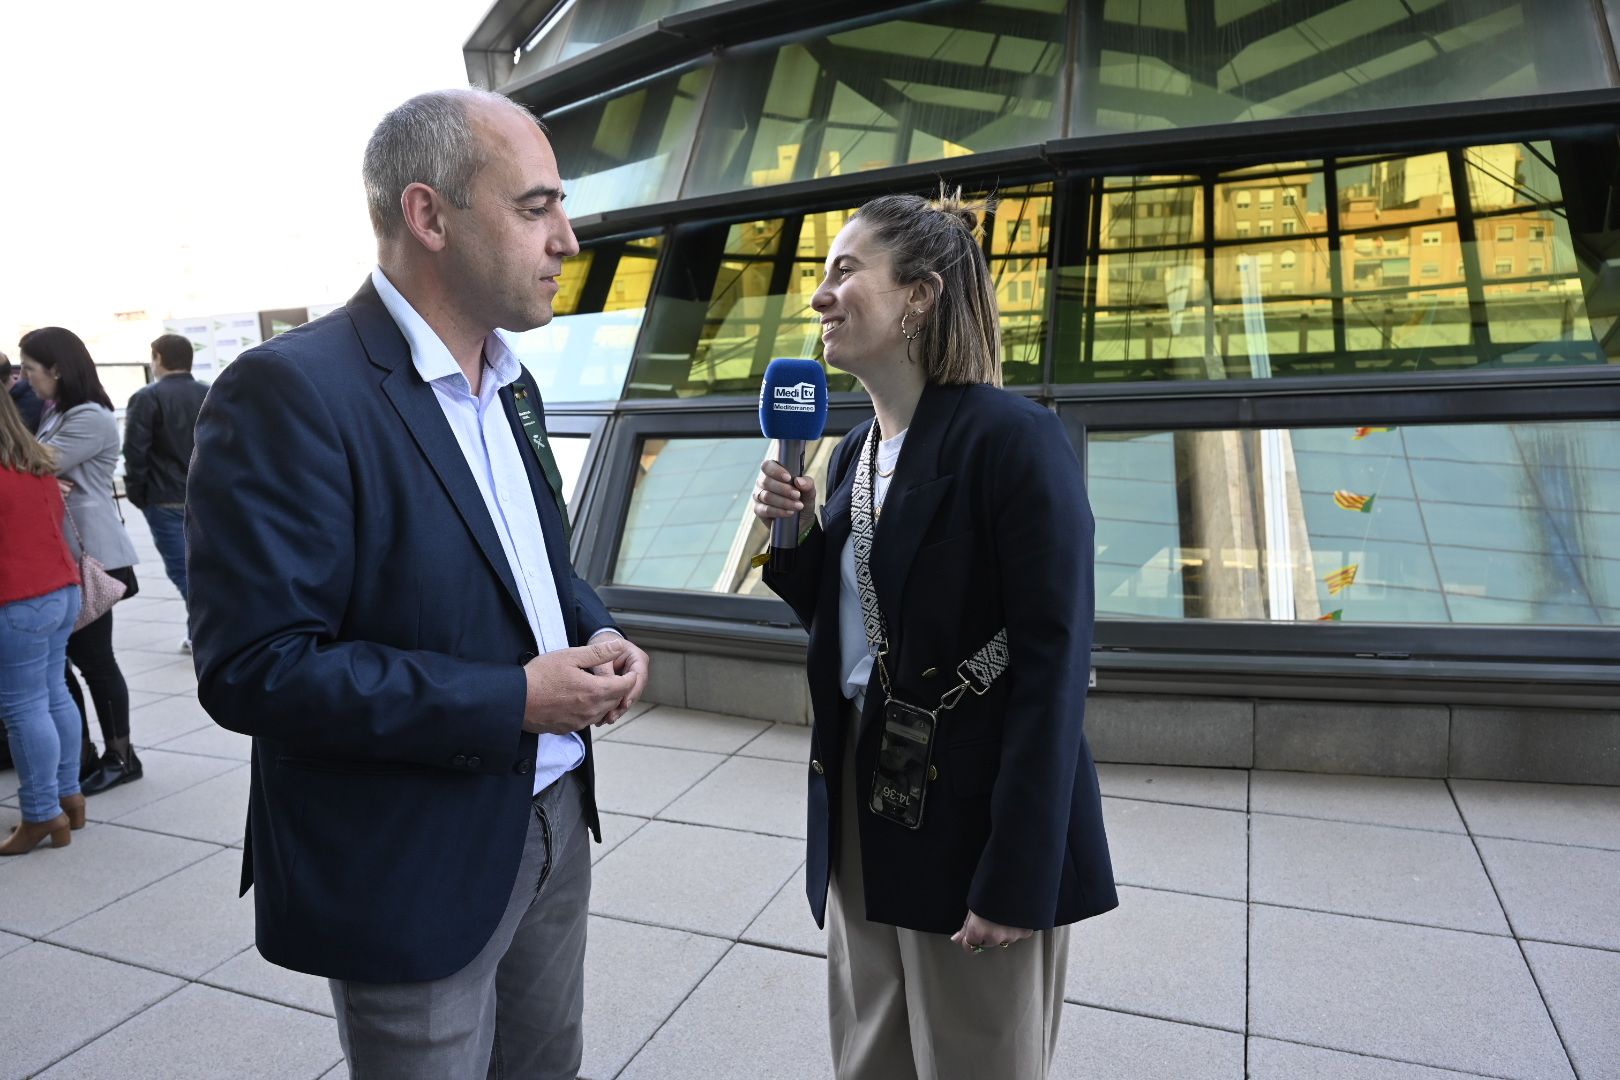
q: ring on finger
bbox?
[969,944,986,954]
[999,941,1011,949]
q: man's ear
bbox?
[400,182,450,254]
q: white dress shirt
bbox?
[372,268,583,795]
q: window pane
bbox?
[685,4,1065,198]
[988,185,1053,385]
[1090,421,1620,625]
[506,236,662,402]
[545,67,710,218]
[626,210,861,398]
[514,0,718,76]
[612,435,841,593]
[1079,0,1608,136]
[1057,141,1619,383]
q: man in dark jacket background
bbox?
[122,333,208,650]
[1,352,43,432]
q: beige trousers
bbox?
[827,728,1069,1080]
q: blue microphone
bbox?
[759,358,829,572]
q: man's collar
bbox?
[370,267,522,393]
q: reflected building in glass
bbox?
[461,0,1620,744]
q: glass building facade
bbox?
[466,0,1620,699]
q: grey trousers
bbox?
[827,723,1069,1080]
[330,771,592,1080]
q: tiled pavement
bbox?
[2,517,1617,1079]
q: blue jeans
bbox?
[0,585,83,821]
[143,504,188,604]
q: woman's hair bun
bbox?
[928,184,996,238]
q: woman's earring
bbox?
[899,309,924,341]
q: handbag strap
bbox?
[850,421,1008,714]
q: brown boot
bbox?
[0,813,72,855]
[60,793,86,830]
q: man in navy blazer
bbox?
[186,89,648,1078]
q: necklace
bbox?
[875,461,896,479]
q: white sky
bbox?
[0,0,495,367]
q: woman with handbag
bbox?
[20,327,143,795]
[752,191,1117,1079]
[0,390,85,854]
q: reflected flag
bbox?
[1333,490,1376,513]
[1324,564,1359,595]
[1352,426,1396,440]
[1318,610,1343,621]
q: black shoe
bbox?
[81,749,143,796]
[79,743,100,783]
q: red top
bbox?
[0,467,80,605]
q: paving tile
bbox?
[113,596,184,622]
[618,944,830,1080]
[1479,838,1620,951]
[0,930,25,960]
[113,764,250,846]
[37,982,341,1080]
[741,865,825,957]
[593,812,649,865]
[115,647,192,678]
[598,704,770,754]
[1251,770,1465,833]
[0,823,217,936]
[1096,763,1248,812]
[79,748,239,823]
[1248,1039,1500,1079]
[737,722,813,763]
[125,688,172,714]
[1066,885,1246,1032]
[129,694,217,749]
[1452,779,1620,850]
[1100,797,1247,900]
[155,722,252,761]
[122,658,200,695]
[320,1065,346,1080]
[112,617,187,651]
[659,755,807,839]
[582,916,731,1080]
[590,741,726,817]
[1523,941,1620,1080]
[1250,905,1573,1080]
[1051,1004,1245,1080]
[0,768,16,803]
[1250,815,1508,934]
[0,941,182,1080]
[591,821,802,938]
[202,946,335,1017]
[48,849,254,978]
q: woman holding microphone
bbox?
[753,190,1116,1079]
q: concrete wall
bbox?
[640,652,1620,785]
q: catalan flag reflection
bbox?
[1333,490,1375,513]
[1352,426,1396,440]
[1318,610,1343,621]
[1324,564,1359,595]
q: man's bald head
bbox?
[362,88,546,241]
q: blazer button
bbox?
[921,667,938,679]
[928,765,938,781]
[811,759,824,775]
[516,758,534,775]
[452,754,467,767]
[466,756,482,769]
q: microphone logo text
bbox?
[772,382,818,412]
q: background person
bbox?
[753,191,1117,1079]
[186,88,648,1079]
[0,389,85,855]
[122,332,209,652]
[2,351,44,433]
[20,327,142,795]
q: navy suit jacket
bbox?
[186,280,615,982]
[767,381,1117,934]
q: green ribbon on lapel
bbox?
[512,382,572,542]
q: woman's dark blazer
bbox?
[766,379,1117,935]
